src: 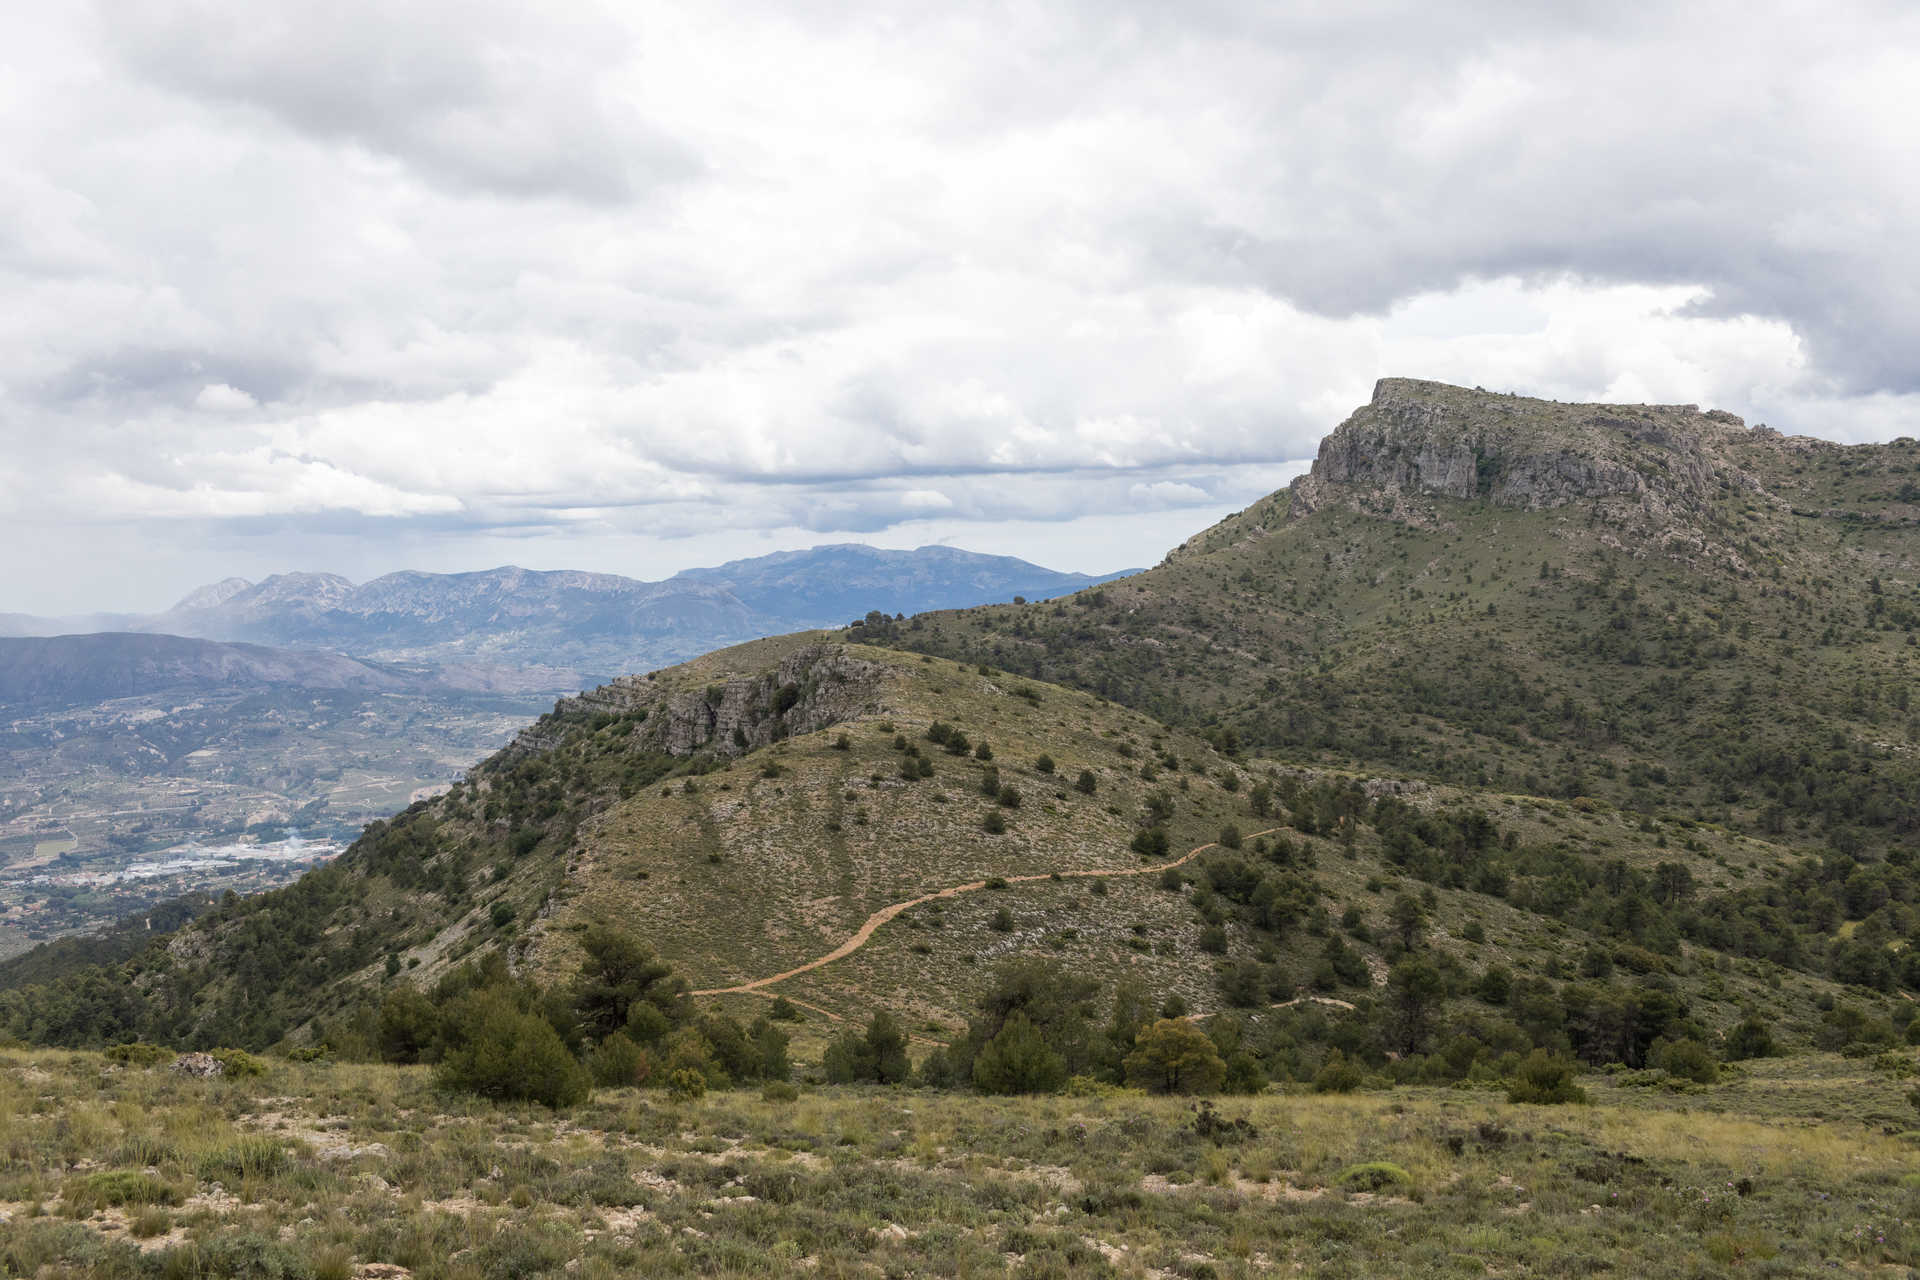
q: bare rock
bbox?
[170,1052,224,1078]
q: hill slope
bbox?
[878,379,1920,851]
[4,629,1911,1075]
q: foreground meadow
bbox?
[2,1050,1917,1278]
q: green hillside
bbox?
[876,379,1920,849]
[3,379,1917,1104]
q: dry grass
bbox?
[3,1047,1916,1278]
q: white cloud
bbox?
[0,0,1916,612]
[193,382,257,412]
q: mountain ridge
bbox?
[0,545,1140,675]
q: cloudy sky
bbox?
[5,1,1917,613]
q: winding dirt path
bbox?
[691,826,1289,998]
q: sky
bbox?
[4,1,1918,614]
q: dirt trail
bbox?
[691,827,1288,998]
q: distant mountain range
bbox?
[0,545,1137,676]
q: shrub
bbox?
[1337,1161,1412,1193]
[197,1135,289,1182]
[378,985,443,1063]
[824,1012,912,1085]
[1507,1049,1587,1104]
[1652,1037,1719,1084]
[1724,1016,1774,1060]
[209,1048,266,1079]
[767,996,804,1022]
[667,1068,706,1102]
[103,1042,172,1068]
[983,810,1007,834]
[435,992,592,1109]
[64,1171,180,1210]
[588,1032,646,1087]
[1074,770,1097,794]
[1034,754,1056,775]
[1312,1050,1365,1094]
[1133,827,1170,857]
[972,1012,1067,1094]
[974,740,994,761]
[761,1080,800,1102]
[1218,825,1242,850]
[997,784,1022,809]
[988,907,1014,933]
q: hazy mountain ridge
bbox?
[3,545,1134,675]
[0,633,430,707]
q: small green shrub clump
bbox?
[102,1043,171,1068]
[196,1136,289,1183]
[1337,1161,1412,1193]
[210,1048,267,1079]
[1652,1037,1719,1084]
[1312,1050,1364,1094]
[1507,1049,1587,1104]
[63,1170,180,1210]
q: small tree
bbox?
[1124,1019,1226,1094]
[971,1012,1067,1094]
[571,926,686,1043]
[825,1011,911,1084]
[436,991,591,1109]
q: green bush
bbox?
[667,1068,706,1101]
[435,992,591,1109]
[1507,1049,1587,1104]
[102,1042,171,1068]
[1312,1050,1364,1094]
[761,1080,800,1102]
[588,1032,646,1087]
[210,1048,266,1079]
[1652,1037,1719,1084]
[1336,1161,1412,1193]
[971,1012,1067,1094]
[1724,1016,1775,1061]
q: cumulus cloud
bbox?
[0,0,1916,611]
[193,383,258,412]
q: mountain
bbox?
[876,378,1920,851]
[672,543,1132,625]
[5,378,1915,1088]
[63,545,1138,673]
[0,633,432,708]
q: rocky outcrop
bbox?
[513,643,894,759]
[1289,378,1760,523]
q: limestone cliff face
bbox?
[1288,378,1761,523]
[513,643,893,759]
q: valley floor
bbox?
[1,1049,1915,1278]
